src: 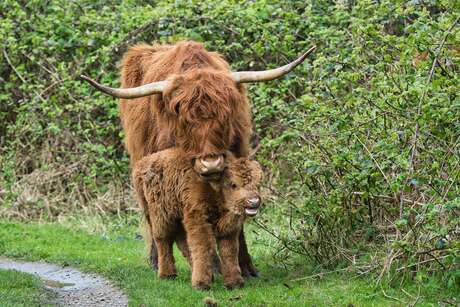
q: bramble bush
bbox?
[1,0,459,287]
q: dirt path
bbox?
[0,257,128,306]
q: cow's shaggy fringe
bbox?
[119,41,252,164]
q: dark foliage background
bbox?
[1,0,459,288]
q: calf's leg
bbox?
[154,236,177,278]
[183,213,216,290]
[218,234,244,289]
[174,226,193,268]
[176,233,221,275]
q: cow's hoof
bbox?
[212,262,221,275]
[241,265,259,278]
[149,256,158,271]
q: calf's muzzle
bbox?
[245,195,261,217]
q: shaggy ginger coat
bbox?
[120,41,257,276]
[133,148,262,290]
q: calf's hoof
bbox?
[224,276,245,290]
[192,280,211,291]
[158,265,177,279]
[159,272,177,279]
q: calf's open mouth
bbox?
[245,207,259,217]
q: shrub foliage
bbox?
[1,0,459,286]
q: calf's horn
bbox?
[231,45,316,83]
[80,75,168,99]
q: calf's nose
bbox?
[247,196,261,208]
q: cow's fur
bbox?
[119,41,252,164]
[119,41,257,275]
[132,148,262,289]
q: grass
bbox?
[0,217,457,306]
[0,268,54,307]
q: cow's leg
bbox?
[218,233,244,289]
[183,213,216,290]
[149,241,159,270]
[238,226,258,277]
[154,236,177,278]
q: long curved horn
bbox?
[231,45,316,83]
[80,75,169,99]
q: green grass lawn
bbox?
[0,218,456,306]
[0,268,54,307]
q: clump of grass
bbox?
[0,269,55,307]
[0,217,458,306]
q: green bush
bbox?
[1,0,459,287]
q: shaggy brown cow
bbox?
[82,41,315,276]
[132,147,263,290]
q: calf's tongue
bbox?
[245,208,258,216]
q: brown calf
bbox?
[132,148,263,290]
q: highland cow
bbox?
[132,148,263,290]
[82,41,315,276]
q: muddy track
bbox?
[0,257,128,306]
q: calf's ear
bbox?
[248,143,260,160]
[249,160,264,182]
